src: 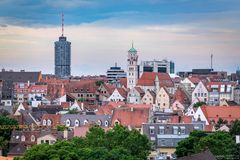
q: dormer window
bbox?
[114,120,120,126]
[21,135,25,142]
[47,119,52,126]
[97,120,102,126]
[66,119,71,127]
[75,119,80,127]
[105,120,109,127]
[31,135,35,142]
[84,120,88,125]
[43,119,46,126]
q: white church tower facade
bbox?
[127,42,138,89]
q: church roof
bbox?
[128,47,137,53]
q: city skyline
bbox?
[0,0,240,75]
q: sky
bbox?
[0,0,240,76]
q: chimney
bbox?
[63,130,68,140]
[131,107,134,112]
[27,80,30,87]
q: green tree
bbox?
[176,131,235,159]
[0,116,18,156]
[232,143,240,160]
[193,102,206,108]
[67,108,79,114]
[175,130,207,157]
[95,80,104,86]
[16,125,151,160]
[229,119,240,136]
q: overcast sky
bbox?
[0,0,240,76]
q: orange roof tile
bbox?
[137,72,173,87]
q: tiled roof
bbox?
[188,77,201,84]
[137,72,174,87]
[104,84,115,94]
[174,88,189,103]
[111,106,150,128]
[119,78,127,88]
[96,101,126,115]
[116,88,127,98]
[169,115,192,123]
[201,106,240,123]
[134,87,145,95]
[41,114,62,126]
[0,71,41,83]
[66,80,99,93]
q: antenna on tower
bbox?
[211,53,213,71]
[61,13,64,36]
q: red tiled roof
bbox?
[119,78,127,88]
[104,84,115,94]
[117,88,127,98]
[96,101,126,115]
[174,88,189,103]
[61,102,71,109]
[201,106,240,124]
[170,116,192,123]
[137,72,174,87]
[134,87,145,95]
[65,80,99,93]
[111,106,150,128]
[41,114,61,126]
[188,77,201,84]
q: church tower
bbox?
[127,42,138,89]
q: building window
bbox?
[105,120,109,127]
[21,135,25,142]
[180,126,186,134]
[84,120,88,125]
[173,126,178,135]
[66,119,71,127]
[43,119,46,126]
[97,120,102,126]
[31,135,35,142]
[47,119,52,126]
[75,119,80,127]
[149,126,155,135]
[41,140,44,144]
[159,126,164,134]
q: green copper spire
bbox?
[155,74,159,81]
[128,41,137,53]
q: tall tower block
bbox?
[127,42,138,89]
[54,13,71,78]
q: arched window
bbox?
[114,120,120,126]
[47,119,52,126]
[105,120,109,127]
[31,135,35,142]
[75,119,80,127]
[66,119,71,127]
[84,119,88,125]
[43,119,46,126]
[21,135,25,142]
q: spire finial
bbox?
[132,40,134,48]
[61,13,64,36]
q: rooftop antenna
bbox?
[211,53,213,71]
[61,13,64,36]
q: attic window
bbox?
[21,135,25,142]
[105,120,109,127]
[75,119,80,127]
[47,119,52,126]
[43,119,46,126]
[74,88,78,92]
[31,135,35,142]
[97,120,102,126]
[84,120,88,125]
[66,119,71,127]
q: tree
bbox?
[229,119,240,136]
[193,102,206,108]
[0,116,18,156]
[176,131,235,159]
[232,143,240,160]
[67,108,79,114]
[17,125,151,160]
[95,80,104,86]
[175,130,207,157]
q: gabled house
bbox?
[172,88,190,111]
[194,106,240,125]
[127,87,145,104]
[142,90,155,105]
[96,83,115,103]
[155,87,171,111]
[192,81,208,103]
[181,77,201,92]
[107,88,127,102]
